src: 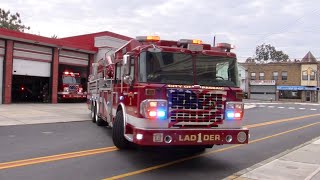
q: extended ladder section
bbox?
[88,78,113,94]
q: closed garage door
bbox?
[13,42,52,77]
[250,85,276,100]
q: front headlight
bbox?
[140,99,167,119]
[225,101,244,120]
[63,87,69,92]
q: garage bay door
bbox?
[250,85,276,100]
[59,50,89,67]
[13,42,52,77]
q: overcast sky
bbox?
[1,0,320,61]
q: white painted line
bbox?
[305,166,320,180]
[278,107,285,109]
[310,109,317,111]
[258,105,266,107]
[268,106,275,108]
[299,108,306,110]
[41,131,53,134]
[288,107,295,109]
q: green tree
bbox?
[0,8,30,32]
[254,44,289,63]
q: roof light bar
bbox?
[136,36,160,42]
[179,39,203,44]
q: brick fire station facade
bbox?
[0,28,131,104]
[242,52,320,102]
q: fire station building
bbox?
[0,28,131,104]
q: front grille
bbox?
[167,89,226,126]
[69,85,78,93]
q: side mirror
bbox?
[123,55,130,75]
[123,75,133,85]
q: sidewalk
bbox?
[0,103,90,126]
[225,136,320,180]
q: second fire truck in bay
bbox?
[58,71,86,102]
[88,36,249,150]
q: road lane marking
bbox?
[288,107,295,109]
[310,109,317,111]
[2,114,320,171]
[245,114,320,128]
[299,108,306,110]
[102,122,320,180]
[268,106,275,108]
[277,107,285,109]
[0,146,117,170]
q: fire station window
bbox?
[310,71,316,80]
[259,72,265,80]
[272,72,278,80]
[302,71,308,80]
[250,72,256,80]
[282,71,287,80]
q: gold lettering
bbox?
[215,135,220,141]
[184,135,190,141]
[204,135,209,141]
[179,135,184,141]
[209,135,215,141]
[190,135,197,141]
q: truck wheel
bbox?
[112,111,130,149]
[91,103,96,123]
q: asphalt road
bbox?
[0,103,320,180]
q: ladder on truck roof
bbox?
[88,78,113,94]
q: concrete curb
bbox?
[223,136,320,180]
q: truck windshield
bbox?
[195,56,238,87]
[139,51,194,85]
[139,51,238,87]
[63,76,80,84]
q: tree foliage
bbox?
[0,8,30,32]
[246,44,290,63]
[255,44,289,63]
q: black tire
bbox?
[91,102,96,123]
[112,111,130,149]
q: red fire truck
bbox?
[88,36,249,150]
[58,71,86,102]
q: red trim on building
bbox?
[14,48,52,56]
[51,48,59,103]
[13,56,52,63]
[60,31,132,51]
[4,40,13,104]
[0,28,95,52]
